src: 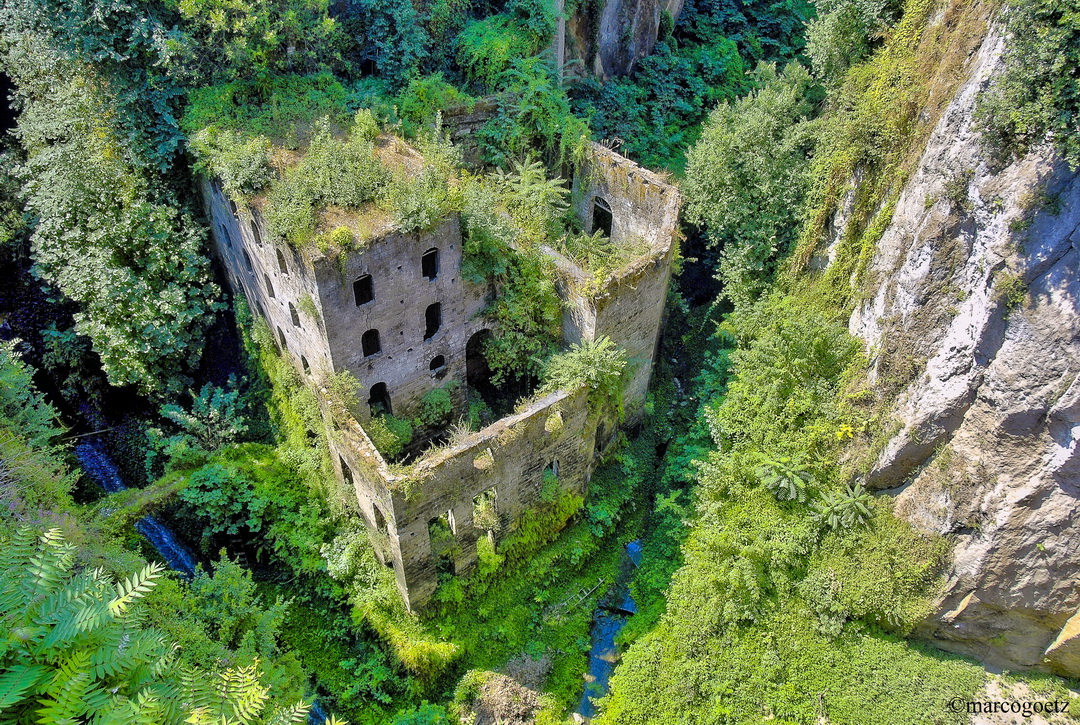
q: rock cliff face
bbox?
[841,22,1080,674]
[552,0,683,79]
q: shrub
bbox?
[975,0,1080,169]
[542,337,628,416]
[190,127,274,200]
[382,165,459,232]
[266,117,390,245]
[417,385,456,428]
[395,75,475,138]
[683,62,820,310]
[805,0,903,86]
[367,415,414,460]
[458,15,538,90]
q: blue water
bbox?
[75,440,199,577]
[307,698,330,724]
[574,539,642,720]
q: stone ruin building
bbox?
[202,139,680,610]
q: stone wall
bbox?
[561,143,681,420]
[202,180,335,379]
[312,217,489,423]
[328,386,595,610]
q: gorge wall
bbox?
[553,0,684,79]
[837,19,1080,674]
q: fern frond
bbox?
[0,664,47,711]
[109,563,164,617]
[216,660,268,725]
[35,650,92,722]
[25,528,75,597]
[265,700,310,725]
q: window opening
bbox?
[421,248,439,280]
[362,329,381,357]
[592,196,613,237]
[424,302,442,340]
[353,274,373,305]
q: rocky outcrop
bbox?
[552,0,683,80]
[842,22,1080,673]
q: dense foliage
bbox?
[1,0,1077,722]
[975,0,1080,169]
[683,62,820,309]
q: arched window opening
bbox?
[277,326,287,351]
[300,355,310,374]
[429,355,446,371]
[339,456,353,486]
[276,248,289,275]
[368,382,392,417]
[424,302,442,340]
[421,248,439,280]
[242,249,253,270]
[361,329,381,357]
[289,302,300,327]
[373,505,388,533]
[250,218,262,245]
[592,196,613,237]
[219,224,233,248]
[264,273,275,299]
[353,274,373,306]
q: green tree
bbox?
[10,56,220,397]
[0,341,64,449]
[172,0,343,85]
[805,0,902,87]
[683,63,820,309]
[975,0,1080,169]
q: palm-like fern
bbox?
[0,528,318,725]
[754,455,816,503]
[0,528,182,723]
[811,484,874,530]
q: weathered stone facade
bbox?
[202,143,679,609]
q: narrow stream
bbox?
[75,439,199,577]
[575,540,642,721]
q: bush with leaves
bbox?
[190,127,275,200]
[477,57,590,169]
[146,380,249,477]
[171,0,343,85]
[542,337,628,417]
[267,115,390,246]
[392,703,452,725]
[755,454,816,503]
[13,66,221,397]
[177,462,268,543]
[0,341,64,450]
[811,482,873,531]
[0,528,180,722]
[975,0,1080,170]
[366,414,415,460]
[683,62,820,310]
[460,181,563,384]
[805,0,902,87]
